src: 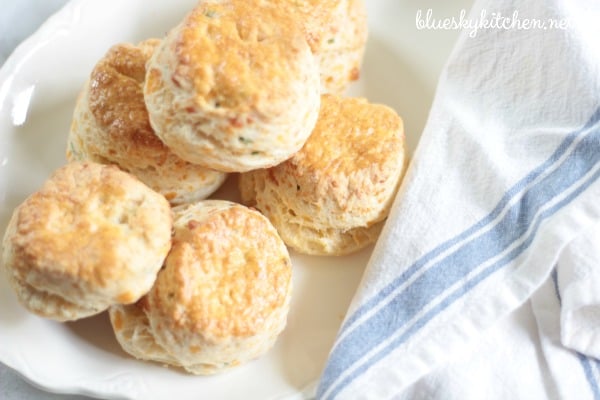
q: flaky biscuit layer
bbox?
[240,94,406,255]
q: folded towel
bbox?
[531,269,600,400]
[316,0,600,398]
[388,264,600,400]
[394,299,553,400]
[555,223,600,359]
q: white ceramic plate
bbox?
[0,0,471,398]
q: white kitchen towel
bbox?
[555,223,600,359]
[316,0,600,399]
[390,266,600,400]
[393,300,554,400]
[532,270,600,400]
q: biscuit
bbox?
[68,39,227,205]
[1,162,173,321]
[109,300,179,368]
[109,200,292,374]
[239,94,406,256]
[280,0,368,94]
[143,0,321,172]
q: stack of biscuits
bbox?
[1,0,407,375]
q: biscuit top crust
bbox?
[87,39,168,164]
[295,94,403,175]
[149,201,291,340]
[169,0,311,114]
[265,94,404,223]
[7,162,172,289]
[282,0,367,53]
[280,0,340,51]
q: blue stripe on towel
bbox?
[324,165,600,400]
[552,270,600,400]
[318,109,600,399]
[339,108,600,338]
[577,354,600,400]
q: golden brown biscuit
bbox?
[143,0,321,172]
[109,200,292,374]
[239,94,406,255]
[68,39,227,205]
[1,162,173,321]
[279,0,368,94]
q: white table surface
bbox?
[1,4,91,400]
